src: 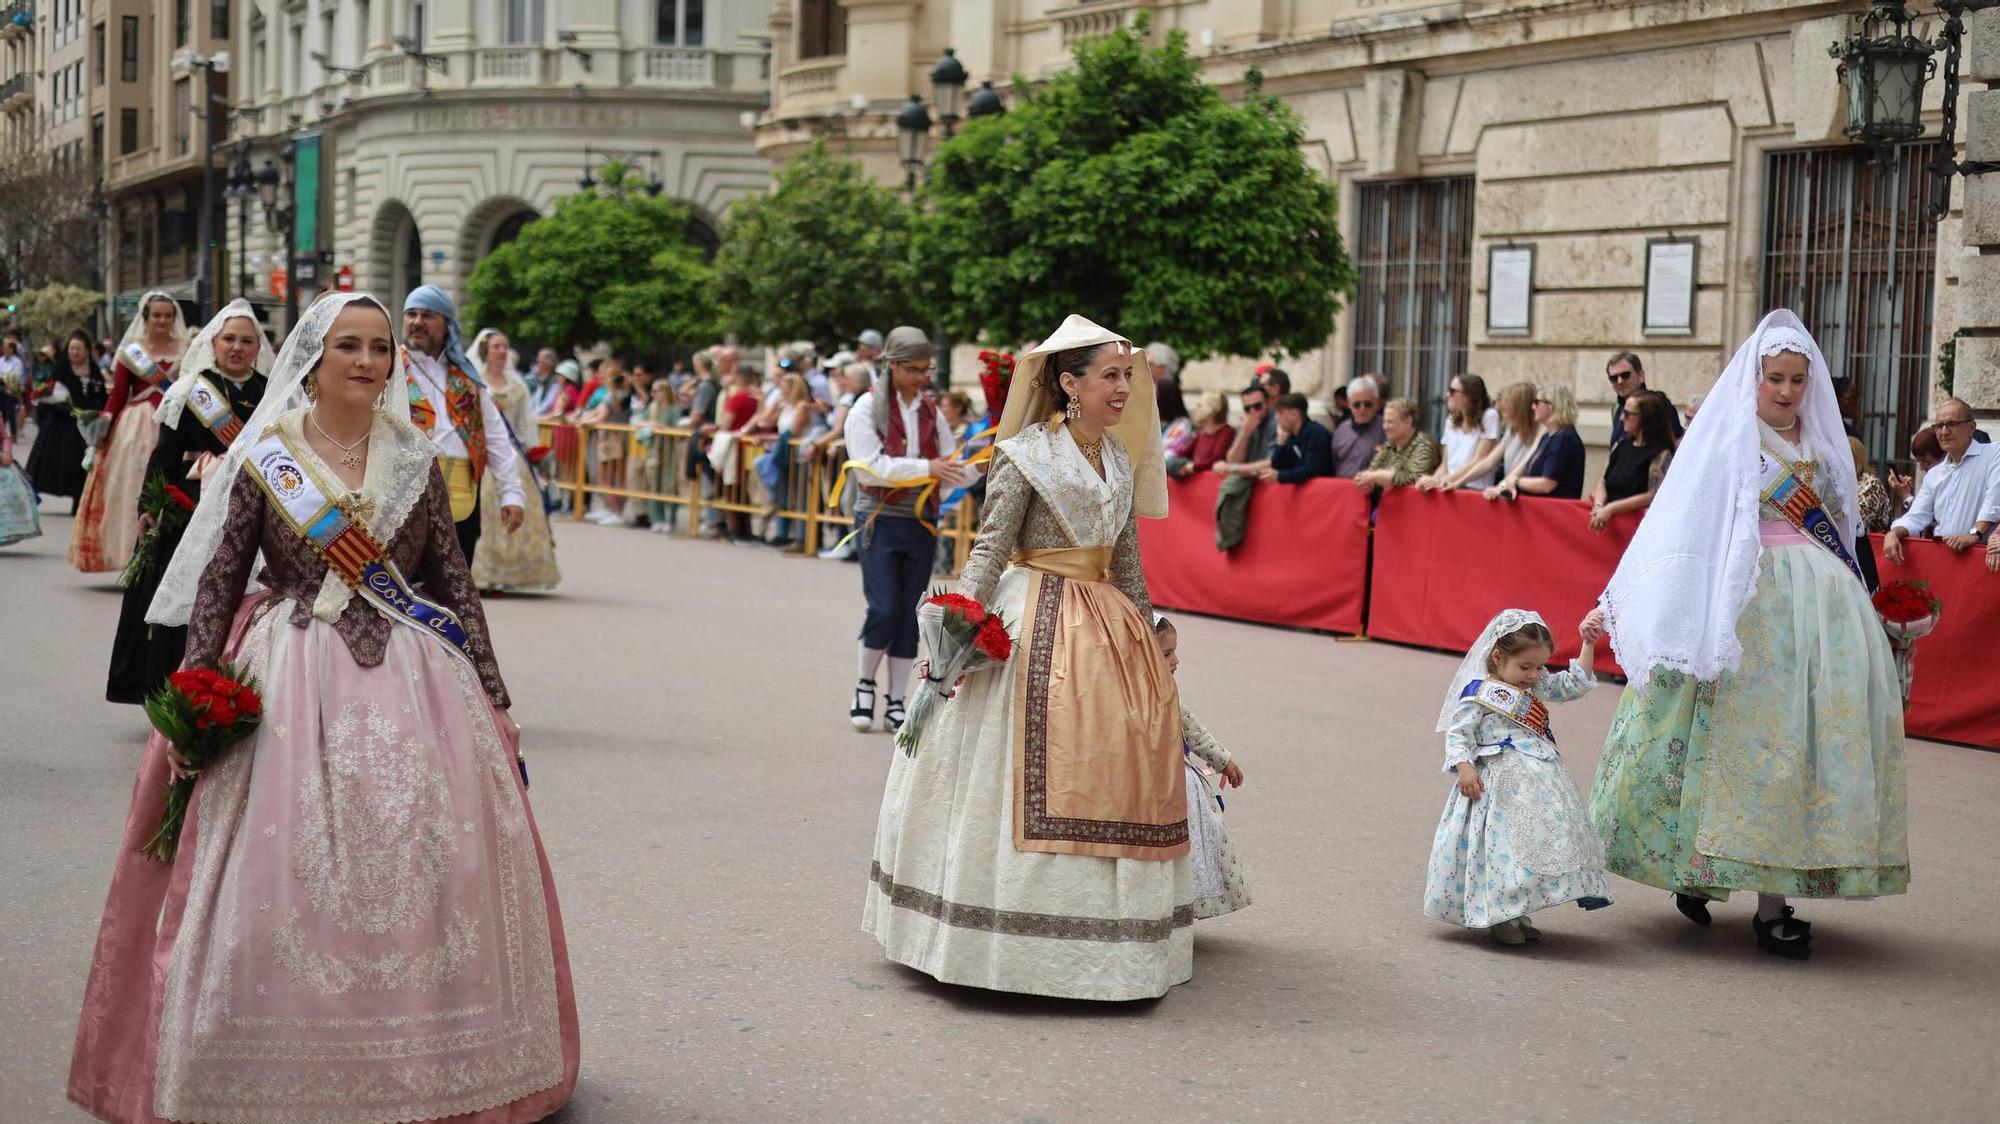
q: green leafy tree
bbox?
[913,21,1357,360]
[15,283,103,347]
[467,163,717,351]
[714,139,917,347]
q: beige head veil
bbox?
[1002,315,1169,519]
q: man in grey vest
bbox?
[840,327,969,732]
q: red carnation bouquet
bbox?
[141,663,264,861]
[120,473,198,589]
[898,590,1014,754]
[1872,579,1943,711]
[976,350,1015,424]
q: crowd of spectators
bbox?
[286,323,2000,578]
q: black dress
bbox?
[1601,440,1670,503]
[25,365,106,504]
[105,369,268,704]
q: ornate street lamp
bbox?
[1831,2,1934,158]
[896,94,933,194]
[930,48,968,136]
[966,80,1005,120]
[1832,0,2000,222]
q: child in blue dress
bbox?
[1424,608,1614,944]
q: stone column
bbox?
[1957,9,2000,418]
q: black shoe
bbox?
[884,697,907,733]
[1752,910,1813,960]
[1675,893,1714,927]
[850,680,877,732]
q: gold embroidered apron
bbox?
[1010,546,1189,861]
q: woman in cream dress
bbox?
[469,328,561,591]
[864,315,1192,1001]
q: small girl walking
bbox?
[1424,608,1614,944]
[1156,617,1251,919]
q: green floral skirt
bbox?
[1590,545,1910,900]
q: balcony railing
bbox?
[777,56,843,110]
[0,1,33,41]
[632,47,714,89]
[475,46,549,86]
[0,72,29,109]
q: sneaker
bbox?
[650,522,677,535]
[698,526,723,540]
[850,680,877,732]
[731,532,762,546]
[1489,919,1528,946]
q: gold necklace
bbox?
[309,411,371,469]
[1075,430,1105,474]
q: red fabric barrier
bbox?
[1368,488,2000,749]
[1875,537,2000,749]
[1368,488,1635,678]
[1137,474,1370,634]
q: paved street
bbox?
[4,502,1998,1123]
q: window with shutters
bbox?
[1761,143,1941,470]
[1350,178,1477,435]
[798,0,846,59]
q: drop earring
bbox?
[1065,399,1081,421]
[304,373,319,402]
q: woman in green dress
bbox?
[1590,310,1908,961]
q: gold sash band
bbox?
[1012,546,1114,584]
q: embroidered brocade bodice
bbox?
[184,461,511,706]
[958,423,1152,620]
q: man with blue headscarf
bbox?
[402,284,526,563]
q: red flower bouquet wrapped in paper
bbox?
[118,474,198,588]
[899,591,1014,754]
[1872,579,1942,711]
[141,663,264,861]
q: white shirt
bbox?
[1892,440,2000,537]
[1440,406,1502,488]
[0,354,21,385]
[843,390,961,488]
[405,348,526,509]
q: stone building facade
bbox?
[223,0,773,324]
[752,0,1981,462]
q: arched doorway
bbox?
[460,196,542,274]
[399,216,425,300]
[369,200,422,311]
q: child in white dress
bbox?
[1155,617,1250,919]
[1424,608,1614,944]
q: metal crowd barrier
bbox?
[533,420,980,568]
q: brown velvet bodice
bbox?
[184,461,511,707]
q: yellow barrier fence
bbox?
[533,420,980,569]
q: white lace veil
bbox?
[119,289,190,363]
[1599,309,1857,685]
[155,299,279,429]
[1437,608,1547,731]
[148,293,412,626]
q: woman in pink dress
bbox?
[71,291,187,573]
[69,292,579,1124]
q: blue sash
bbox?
[244,428,477,667]
[1760,447,1864,585]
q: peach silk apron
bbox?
[1010,546,1189,861]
